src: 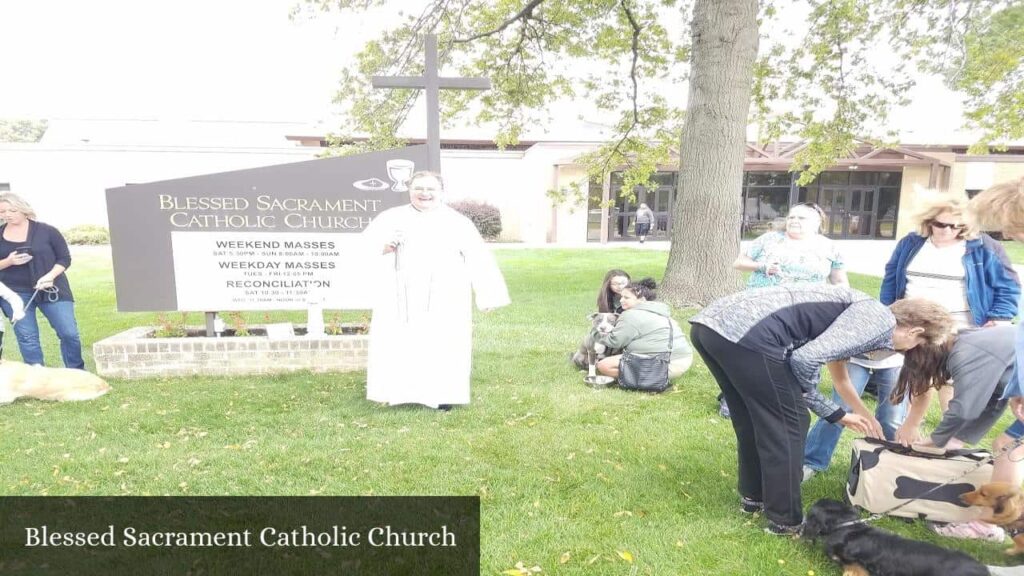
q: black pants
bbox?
[635,222,651,236]
[690,324,809,526]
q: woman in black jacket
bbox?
[0,193,83,369]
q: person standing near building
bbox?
[361,171,510,410]
[634,203,655,243]
[0,193,84,369]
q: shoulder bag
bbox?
[618,312,673,393]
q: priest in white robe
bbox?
[362,171,510,409]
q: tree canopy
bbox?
[303,0,1024,303]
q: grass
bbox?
[0,246,1018,574]
[1002,240,1024,266]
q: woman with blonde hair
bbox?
[0,192,84,369]
[883,194,1018,329]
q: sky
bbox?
[0,0,976,143]
[0,0,389,122]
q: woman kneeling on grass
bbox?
[688,286,953,535]
[596,278,693,382]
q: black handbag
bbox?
[618,313,673,393]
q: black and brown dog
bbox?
[802,499,988,576]
[961,482,1024,555]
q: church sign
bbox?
[105,145,427,312]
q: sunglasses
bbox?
[930,221,964,230]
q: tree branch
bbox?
[592,0,645,178]
[621,0,641,126]
[452,0,547,43]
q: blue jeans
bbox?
[0,292,84,369]
[803,364,906,472]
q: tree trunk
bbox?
[661,0,759,307]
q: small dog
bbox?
[571,312,618,370]
[803,499,988,576]
[0,360,111,405]
[961,482,1024,555]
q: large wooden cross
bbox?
[372,34,491,172]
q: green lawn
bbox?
[0,247,1016,574]
[1002,240,1024,266]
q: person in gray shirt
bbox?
[894,325,1016,450]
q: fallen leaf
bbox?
[559,552,571,564]
[617,550,634,563]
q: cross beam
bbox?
[372,34,491,172]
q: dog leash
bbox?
[10,286,58,328]
[836,436,1024,529]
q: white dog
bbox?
[0,360,111,405]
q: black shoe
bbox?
[764,520,803,536]
[740,496,764,514]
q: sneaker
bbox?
[718,398,731,419]
[740,496,764,514]
[764,520,803,536]
[928,520,1005,542]
[801,466,818,483]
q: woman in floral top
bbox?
[734,203,848,288]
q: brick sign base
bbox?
[93,326,368,380]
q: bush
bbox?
[63,225,110,245]
[449,200,502,240]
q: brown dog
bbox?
[961,482,1024,555]
[0,360,111,405]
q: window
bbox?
[742,171,795,238]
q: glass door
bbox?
[845,187,875,238]
[819,186,875,238]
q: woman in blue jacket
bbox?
[802,195,1020,481]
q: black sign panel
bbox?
[105,146,427,311]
